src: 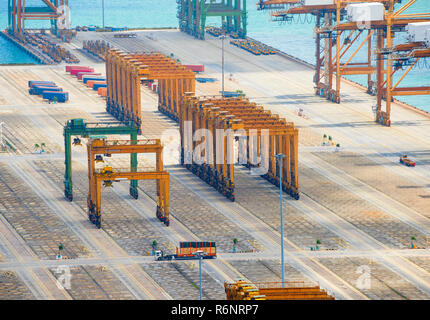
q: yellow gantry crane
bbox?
[105,49,195,129]
[87,138,169,229]
[181,93,299,201]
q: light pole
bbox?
[220,35,226,97]
[275,153,286,287]
[193,250,206,300]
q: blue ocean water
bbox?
[0,0,428,111]
[0,34,40,64]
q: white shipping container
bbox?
[346,3,385,22]
[425,29,430,47]
[406,22,430,42]
[302,0,334,6]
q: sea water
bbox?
[0,0,428,111]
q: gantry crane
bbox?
[177,0,248,39]
[259,0,430,126]
[63,118,139,201]
[181,93,299,201]
[87,138,169,228]
[105,49,195,127]
[8,0,70,41]
[331,0,430,125]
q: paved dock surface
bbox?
[0,29,429,300]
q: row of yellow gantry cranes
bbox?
[72,47,300,229]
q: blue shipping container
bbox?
[42,91,69,103]
[28,80,56,88]
[33,86,62,95]
[93,83,107,90]
[83,77,106,84]
[29,86,61,95]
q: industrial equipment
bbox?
[258,0,430,126]
[105,49,195,126]
[86,138,169,228]
[155,241,217,261]
[180,94,299,201]
[177,0,247,39]
[63,118,139,201]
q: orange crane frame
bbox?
[87,138,169,228]
[105,49,195,130]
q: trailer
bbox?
[155,241,216,261]
[400,155,416,167]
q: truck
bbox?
[400,155,416,167]
[155,241,216,261]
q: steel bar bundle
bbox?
[180,94,299,201]
[105,49,195,131]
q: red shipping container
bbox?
[70,67,94,76]
[66,66,91,73]
[183,65,204,73]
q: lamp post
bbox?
[193,250,206,300]
[220,35,226,97]
[275,153,286,287]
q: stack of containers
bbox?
[67,65,108,98]
[28,80,69,102]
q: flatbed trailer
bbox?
[155,241,216,261]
